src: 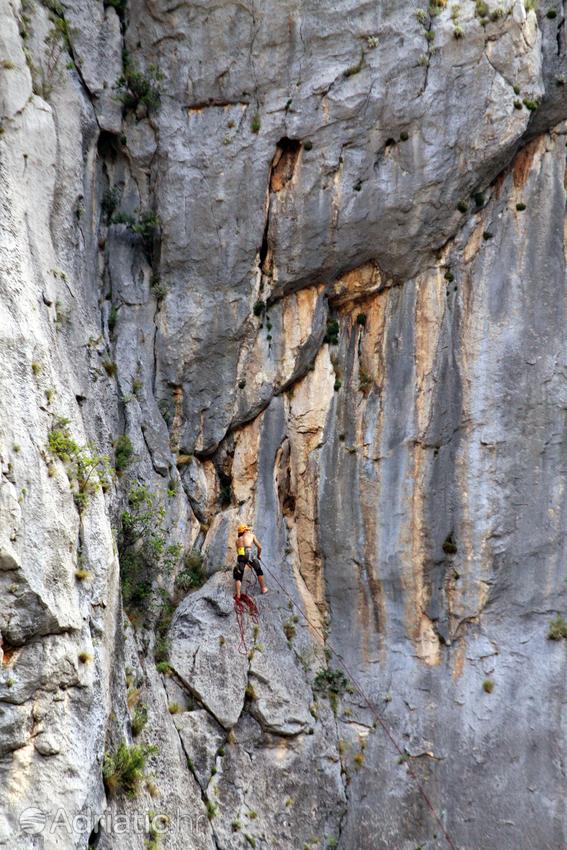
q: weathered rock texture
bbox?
[0,0,566,848]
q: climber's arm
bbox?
[253,534,262,558]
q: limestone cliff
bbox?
[0,1,566,849]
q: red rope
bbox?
[259,558,460,850]
[233,592,259,656]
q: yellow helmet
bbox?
[237,523,251,534]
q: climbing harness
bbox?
[256,557,460,850]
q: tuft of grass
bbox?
[103,742,157,797]
[524,0,538,10]
[343,49,364,78]
[283,619,296,642]
[359,368,373,393]
[482,679,494,693]
[55,300,70,329]
[548,615,567,641]
[523,98,539,111]
[75,568,92,581]
[354,751,365,767]
[253,299,265,317]
[206,800,218,820]
[232,820,242,831]
[444,271,455,282]
[457,200,468,213]
[473,191,485,208]
[333,379,342,392]
[547,9,557,17]
[244,835,256,848]
[514,99,523,110]
[475,0,489,15]
[453,24,464,38]
[168,702,181,715]
[31,361,42,376]
[245,684,257,701]
[516,202,526,211]
[102,358,117,377]
[78,651,92,664]
[251,112,261,133]
[131,703,148,737]
[151,275,168,302]
[155,661,171,675]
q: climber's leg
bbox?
[252,559,268,594]
[233,564,244,599]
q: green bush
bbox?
[119,484,167,614]
[115,434,134,472]
[103,742,157,797]
[48,420,111,512]
[102,187,121,223]
[314,668,348,714]
[116,64,163,113]
[175,550,205,593]
[324,319,340,345]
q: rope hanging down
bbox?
[257,557,460,850]
[233,593,259,656]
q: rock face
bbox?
[0,0,566,849]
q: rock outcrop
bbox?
[0,0,566,848]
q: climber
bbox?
[234,523,268,599]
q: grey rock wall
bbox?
[0,0,566,849]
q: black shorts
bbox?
[233,554,263,582]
